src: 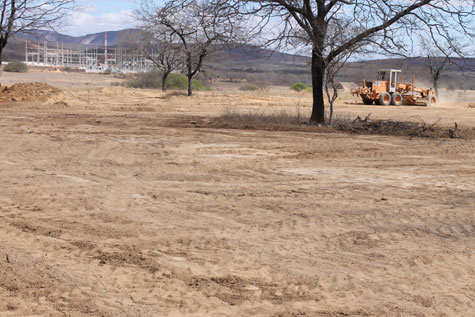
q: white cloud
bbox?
[60,9,137,36]
[82,5,99,14]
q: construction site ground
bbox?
[1,71,475,316]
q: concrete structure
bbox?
[24,35,154,73]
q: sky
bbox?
[60,0,142,36]
[59,1,474,57]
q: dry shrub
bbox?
[212,108,469,139]
[334,113,465,139]
[215,106,306,129]
[125,71,210,91]
[239,84,259,91]
[114,73,135,80]
[158,91,189,99]
[245,76,271,91]
[4,60,28,73]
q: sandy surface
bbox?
[1,72,475,316]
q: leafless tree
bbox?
[138,0,245,96]
[207,0,475,124]
[420,36,451,95]
[426,51,450,96]
[141,31,184,91]
[0,0,75,67]
[324,54,350,126]
[324,18,365,125]
[119,30,183,91]
[420,34,473,95]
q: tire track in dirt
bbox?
[1,81,475,315]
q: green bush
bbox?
[191,78,211,91]
[166,73,188,90]
[4,60,28,73]
[125,70,161,89]
[125,71,210,91]
[290,83,311,92]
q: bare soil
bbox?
[0,82,61,102]
[0,71,475,316]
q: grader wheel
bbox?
[379,92,391,106]
[427,95,437,106]
[391,92,403,106]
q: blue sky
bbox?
[60,0,143,36]
[59,1,474,57]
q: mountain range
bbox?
[4,29,475,89]
[7,29,310,65]
[14,29,140,46]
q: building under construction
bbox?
[24,34,154,73]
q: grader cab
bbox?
[352,69,437,106]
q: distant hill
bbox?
[3,29,475,89]
[8,29,309,64]
[212,44,310,65]
[340,58,475,90]
[14,29,140,46]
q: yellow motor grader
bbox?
[352,69,437,106]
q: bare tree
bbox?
[419,36,452,95]
[119,29,184,91]
[419,34,473,95]
[141,31,184,91]
[324,54,350,126]
[138,0,244,96]
[0,0,75,67]
[324,19,364,125]
[426,52,450,96]
[208,0,475,124]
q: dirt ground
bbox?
[1,71,475,316]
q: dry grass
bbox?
[211,107,473,139]
[216,106,307,127]
[217,84,315,98]
[158,91,189,99]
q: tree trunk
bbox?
[310,48,326,124]
[187,75,192,96]
[433,76,439,96]
[0,50,3,76]
[162,72,170,91]
[329,93,335,126]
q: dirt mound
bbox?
[0,82,61,103]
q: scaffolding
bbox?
[24,39,154,73]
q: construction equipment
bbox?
[352,69,437,106]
